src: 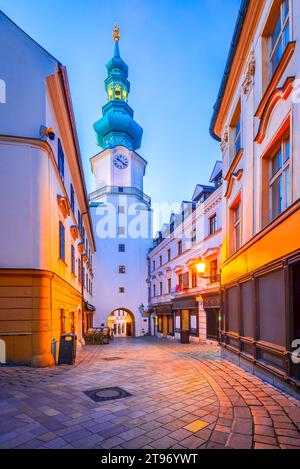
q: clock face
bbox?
[113,154,129,169]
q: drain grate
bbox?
[84,386,132,402]
[102,357,123,361]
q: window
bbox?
[167,278,171,294]
[234,113,241,157]
[70,184,75,213]
[159,255,162,267]
[59,222,65,261]
[153,284,156,297]
[178,240,182,256]
[209,214,217,235]
[119,265,126,274]
[58,139,64,181]
[60,309,65,335]
[191,227,196,245]
[70,311,75,334]
[83,267,86,287]
[159,282,163,296]
[192,270,197,288]
[86,273,88,290]
[269,138,290,221]
[179,272,189,290]
[167,249,171,262]
[119,243,125,252]
[233,203,242,253]
[152,260,155,271]
[270,0,290,75]
[78,210,82,234]
[78,258,81,283]
[71,245,75,274]
[119,287,125,293]
[210,260,218,283]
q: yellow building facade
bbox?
[210,0,300,392]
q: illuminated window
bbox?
[122,89,127,101]
[115,86,121,99]
[108,87,113,100]
[270,0,290,75]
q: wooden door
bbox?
[181,310,190,331]
[163,316,168,337]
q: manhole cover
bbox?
[102,357,123,361]
[84,386,132,402]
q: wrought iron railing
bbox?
[89,185,151,205]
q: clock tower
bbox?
[89,26,152,337]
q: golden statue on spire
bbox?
[112,24,120,42]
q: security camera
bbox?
[40,125,56,141]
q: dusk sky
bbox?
[0,0,240,230]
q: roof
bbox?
[209,160,222,182]
[0,10,61,64]
[209,0,250,141]
[192,184,215,202]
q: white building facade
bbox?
[89,29,152,337]
[148,162,222,343]
[0,12,95,366]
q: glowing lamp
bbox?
[196,262,206,275]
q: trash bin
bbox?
[180,330,190,344]
[58,334,77,365]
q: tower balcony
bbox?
[89,185,151,206]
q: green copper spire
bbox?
[93,25,143,151]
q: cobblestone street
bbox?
[0,337,300,449]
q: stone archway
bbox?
[0,339,6,363]
[107,308,135,337]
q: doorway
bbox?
[107,309,135,337]
[206,308,219,341]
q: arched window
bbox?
[60,309,66,335]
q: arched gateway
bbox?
[107,309,135,337]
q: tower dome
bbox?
[93,25,143,151]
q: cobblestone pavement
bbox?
[0,337,300,449]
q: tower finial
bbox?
[112,24,120,42]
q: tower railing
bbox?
[89,185,151,206]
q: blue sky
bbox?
[1,0,240,227]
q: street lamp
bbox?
[195,261,210,279]
[195,262,206,275]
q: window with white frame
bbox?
[233,113,241,157]
[232,202,242,253]
[270,0,290,75]
[269,138,290,221]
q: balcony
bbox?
[89,185,151,206]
